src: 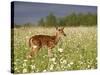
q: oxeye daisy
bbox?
[23,68,27,73]
[58,48,63,52]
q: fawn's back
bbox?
[29,35,57,48]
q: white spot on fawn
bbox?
[32,45,37,48]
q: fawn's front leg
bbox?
[48,48,53,57]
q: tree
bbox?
[45,13,57,27]
[38,18,45,26]
[37,12,97,27]
[58,17,66,26]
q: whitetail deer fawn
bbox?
[27,27,66,59]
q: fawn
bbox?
[27,27,66,59]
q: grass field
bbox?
[12,27,97,73]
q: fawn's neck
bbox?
[54,33,61,44]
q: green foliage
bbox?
[64,13,79,26]
[58,18,66,26]
[38,12,97,27]
[45,13,57,27]
[38,18,45,26]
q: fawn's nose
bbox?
[64,33,66,36]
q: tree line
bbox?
[38,12,97,27]
[14,12,97,28]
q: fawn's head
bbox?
[56,27,66,37]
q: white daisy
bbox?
[51,58,56,62]
[24,59,28,62]
[70,62,74,65]
[62,60,67,64]
[23,68,27,73]
[50,64,54,70]
[58,48,63,52]
[30,65,35,69]
[23,63,26,67]
[43,70,47,72]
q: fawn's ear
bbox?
[61,27,64,30]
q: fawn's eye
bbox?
[58,29,61,31]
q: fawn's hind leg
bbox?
[27,45,39,59]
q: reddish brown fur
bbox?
[27,27,66,58]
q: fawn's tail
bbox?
[29,37,33,47]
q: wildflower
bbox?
[29,31,32,34]
[51,58,56,62]
[16,59,20,62]
[79,61,83,64]
[87,65,90,68]
[15,67,17,70]
[23,63,26,67]
[62,60,67,64]
[36,69,39,72]
[25,47,28,50]
[43,70,47,72]
[49,57,56,62]
[50,64,54,70]
[30,65,35,69]
[24,59,28,62]
[80,55,83,59]
[31,60,34,62]
[58,48,63,52]
[23,68,27,73]
[67,64,71,67]
[70,62,74,65]
[25,36,29,39]
[14,62,17,65]
[53,62,57,64]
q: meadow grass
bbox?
[12,26,97,73]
